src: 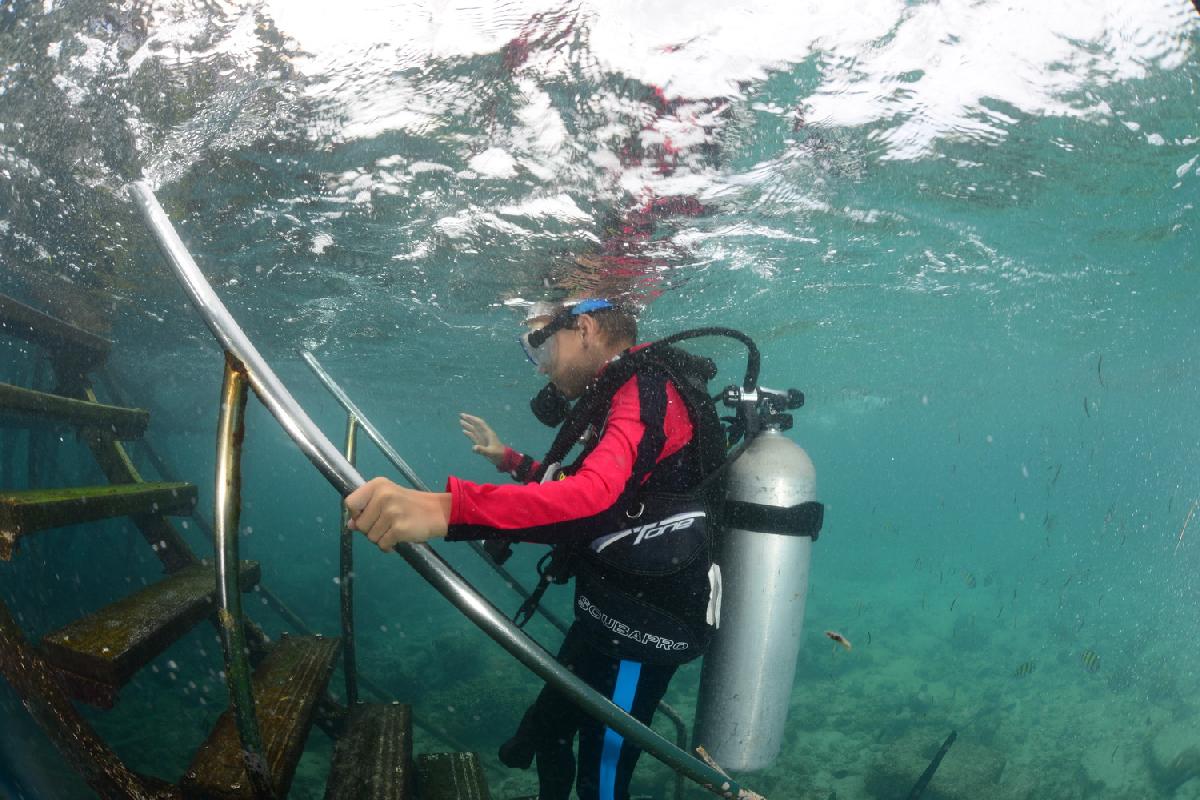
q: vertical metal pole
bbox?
[340,414,360,706]
[214,356,275,800]
[662,703,688,800]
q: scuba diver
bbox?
[346,298,729,800]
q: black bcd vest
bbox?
[536,342,728,665]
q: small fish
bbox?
[1081,649,1101,673]
[1083,397,1090,417]
[824,630,852,651]
[1014,660,1036,678]
[1097,354,1105,387]
[962,571,977,589]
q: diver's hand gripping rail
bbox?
[129,180,761,800]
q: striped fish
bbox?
[1081,649,1101,673]
[1013,660,1036,678]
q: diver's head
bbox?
[520,298,637,399]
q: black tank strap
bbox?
[723,499,825,540]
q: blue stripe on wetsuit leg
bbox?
[599,660,642,800]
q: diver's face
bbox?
[543,325,592,399]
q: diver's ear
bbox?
[576,313,599,347]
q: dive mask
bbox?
[519,327,560,372]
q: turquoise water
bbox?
[2,2,1199,798]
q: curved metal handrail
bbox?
[302,348,689,800]
[130,180,762,800]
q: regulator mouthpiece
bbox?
[531,383,571,427]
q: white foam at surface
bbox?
[126,9,261,75]
[468,148,518,179]
[497,195,591,222]
[800,0,1193,159]
[409,162,454,174]
[257,0,1191,160]
[310,233,334,254]
[434,210,530,239]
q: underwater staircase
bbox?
[0,293,495,799]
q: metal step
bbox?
[416,752,492,800]
[0,482,197,560]
[0,293,110,370]
[323,702,413,800]
[181,634,341,800]
[0,382,149,438]
[39,562,262,708]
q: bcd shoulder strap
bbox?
[534,341,726,489]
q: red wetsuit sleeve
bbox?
[445,373,692,544]
[497,447,523,474]
[496,446,542,483]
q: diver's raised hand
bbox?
[459,413,506,466]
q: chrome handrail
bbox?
[213,357,274,798]
[130,180,762,800]
[339,414,360,706]
[301,349,689,800]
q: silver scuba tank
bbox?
[692,423,821,771]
